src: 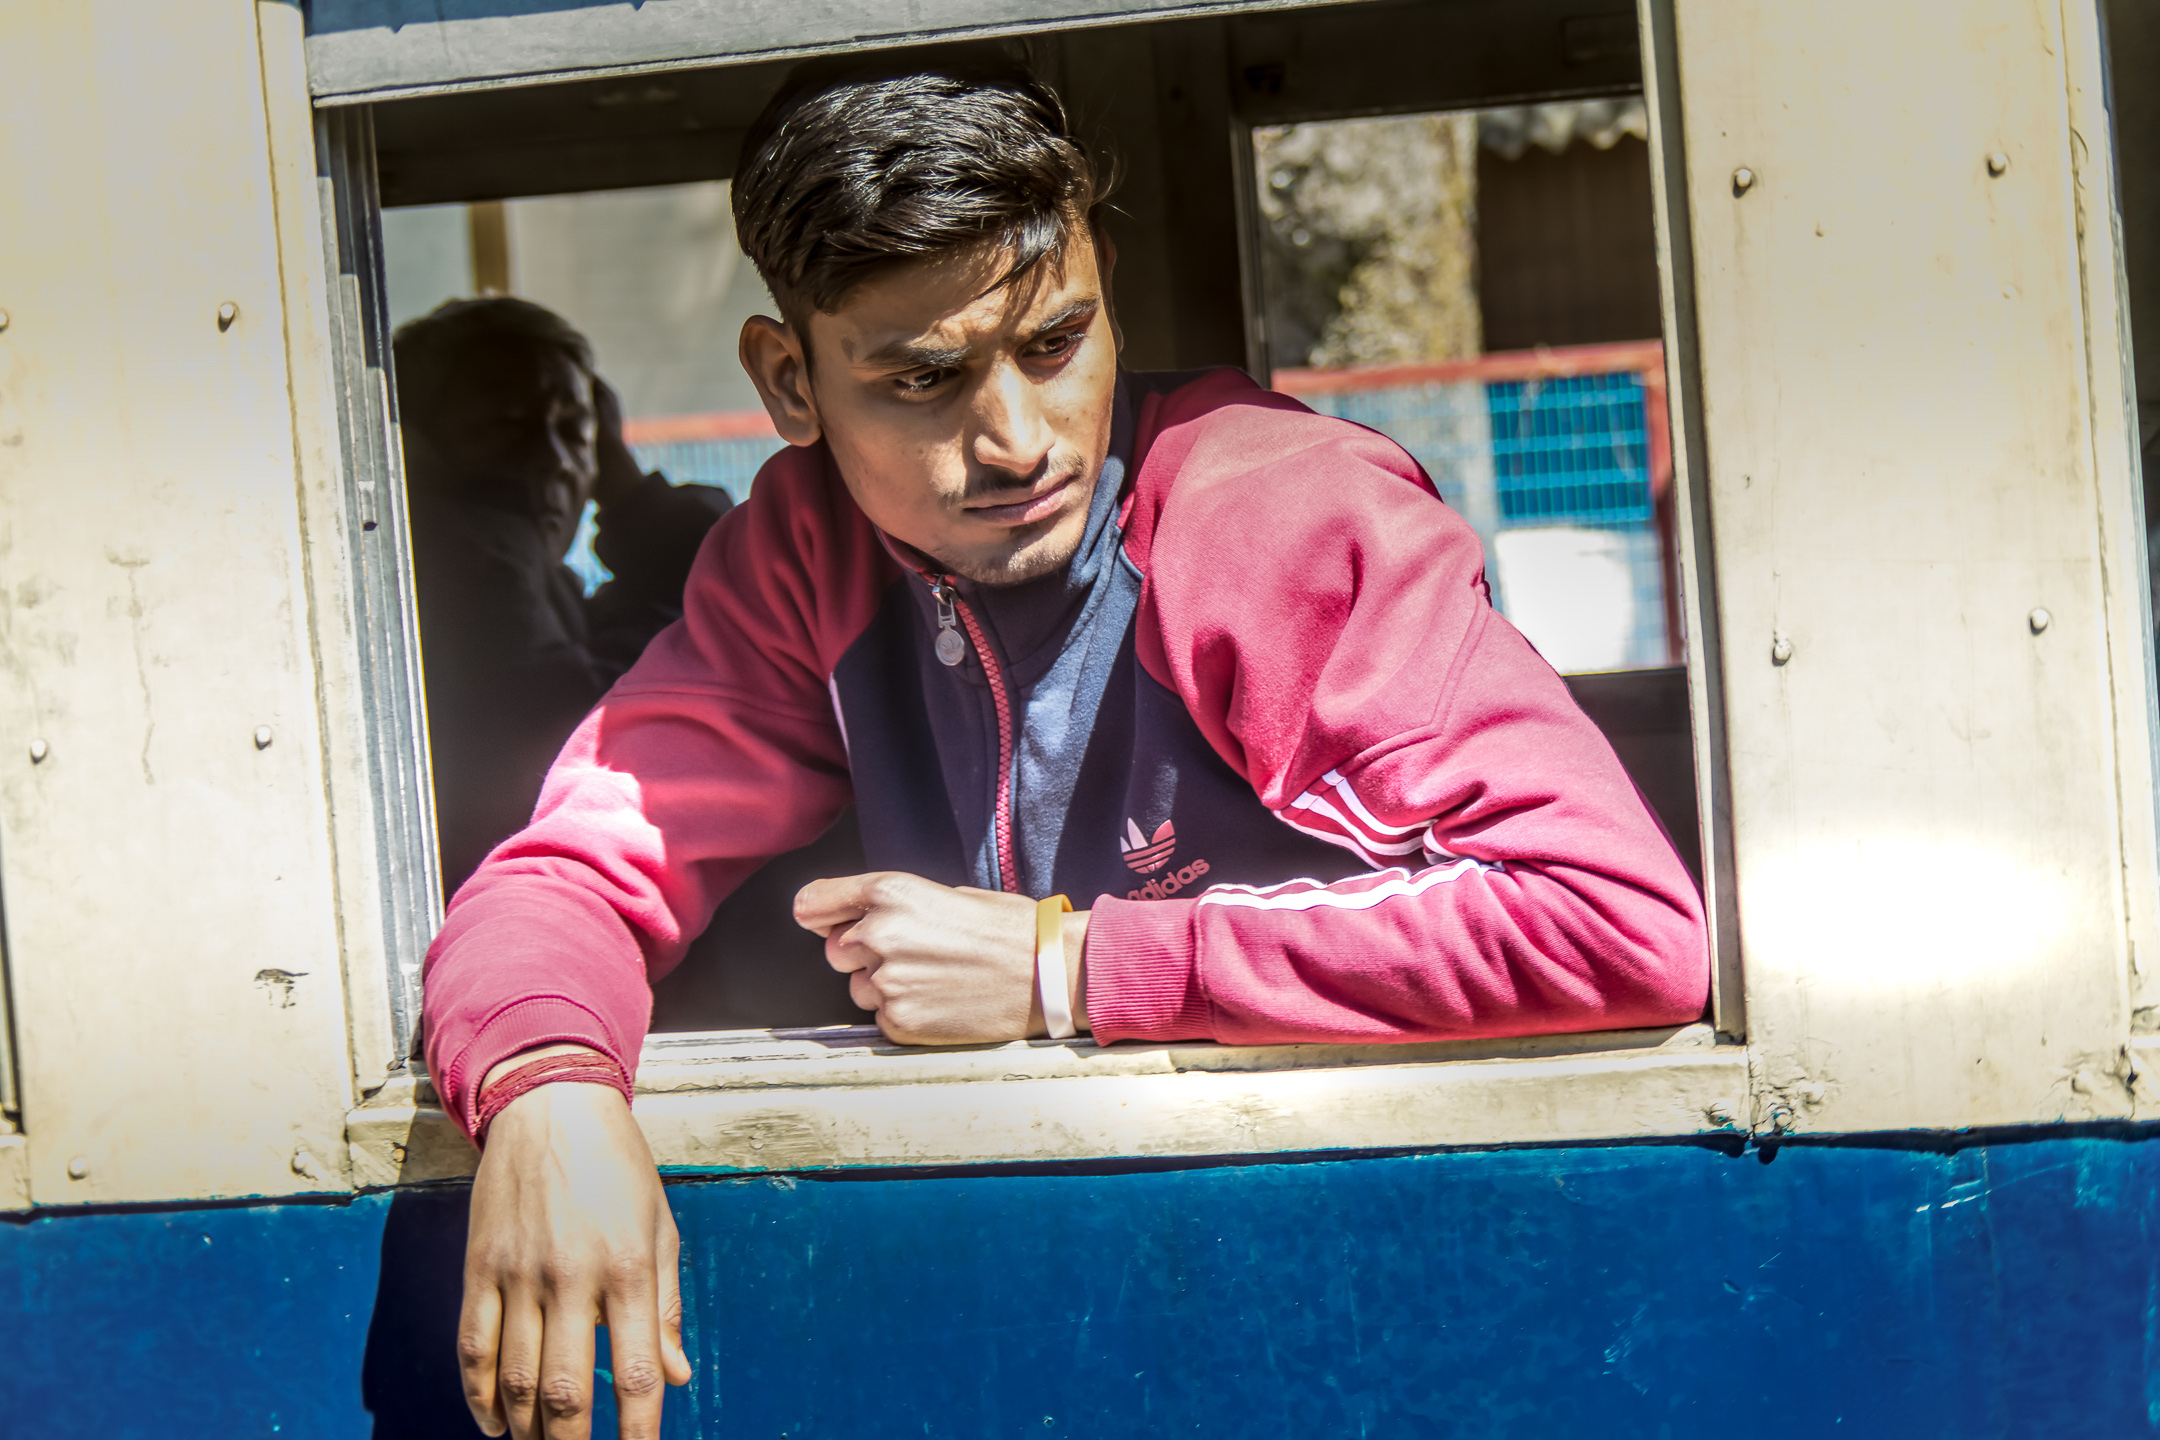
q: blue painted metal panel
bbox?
[5,1135,2158,1437]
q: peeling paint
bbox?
[254,968,307,1008]
[104,549,155,785]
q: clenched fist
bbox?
[793,872,1089,1044]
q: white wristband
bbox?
[1036,894,1077,1040]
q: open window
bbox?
[325,0,1745,1185]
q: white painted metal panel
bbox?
[0,2,357,1203]
[1672,0,2145,1132]
[304,0,1363,102]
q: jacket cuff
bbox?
[438,996,625,1142]
[1081,897,1214,1043]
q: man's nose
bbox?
[970,361,1056,480]
[544,424,586,479]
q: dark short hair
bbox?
[732,55,1108,323]
[391,296,593,433]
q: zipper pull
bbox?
[930,577,967,667]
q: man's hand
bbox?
[459,1046,691,1439]
[590,376,646,512]
[794,872,1088,1044]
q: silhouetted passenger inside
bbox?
[394,299,734,894]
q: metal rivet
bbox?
[217,301,238,331]
[1987,152,2009,177]
[1767,1103,1796,1134]
[1704,1103,1735,1128]
[28,739,48,764]
[291,1147,317,1179]
[2029,607,2051,634]
[0,311,10,333]
[253,725,273,750]
[66,1156,88,1180]
[1732,166,1756,195]
[1771,634,1793,665]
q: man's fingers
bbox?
[457,1283,508,1437]
[494,1293,547,1440]
[824,918,878,975]
[848,967,883,1013]
[535,1288,599,1440]
[793,875,870,935]
[794,871,916,935]
[656,1212,693,1387]
[600,1260,669,1440]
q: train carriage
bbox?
[5,0,2160,1434]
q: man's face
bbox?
[795,231,1118,585]
[419,336,598,560]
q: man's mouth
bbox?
[963,472,1079,529]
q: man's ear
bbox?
[740,315,822,448]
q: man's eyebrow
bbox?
[859,337,972,371]
[857,298,1102,371]
[1025,298,1099,342]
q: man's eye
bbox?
[897,369,951,396]
[1033,330,1084,359]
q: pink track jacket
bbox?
[423,368,1710,1137]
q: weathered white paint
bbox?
[0,1135,27,1211]
[0,2,357,1204]
[255,3,411,1100]
[1672,0,2146,1132]
[349,1027,1740,1187]
[304,0,1368,103]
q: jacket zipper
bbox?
[928,575,1020,894]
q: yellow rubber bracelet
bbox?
[1036,893,1077,1039]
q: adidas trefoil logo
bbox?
[1120,817,1176,874]
[1119,815,1211,902]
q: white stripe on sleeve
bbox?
[1196,857,1499,912]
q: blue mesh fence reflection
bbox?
[1488,372,1653,527]
[630,435,790,505]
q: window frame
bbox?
[320,0,1758,1188]
[352,1023,1742,1186]
[316,107,443,1091]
